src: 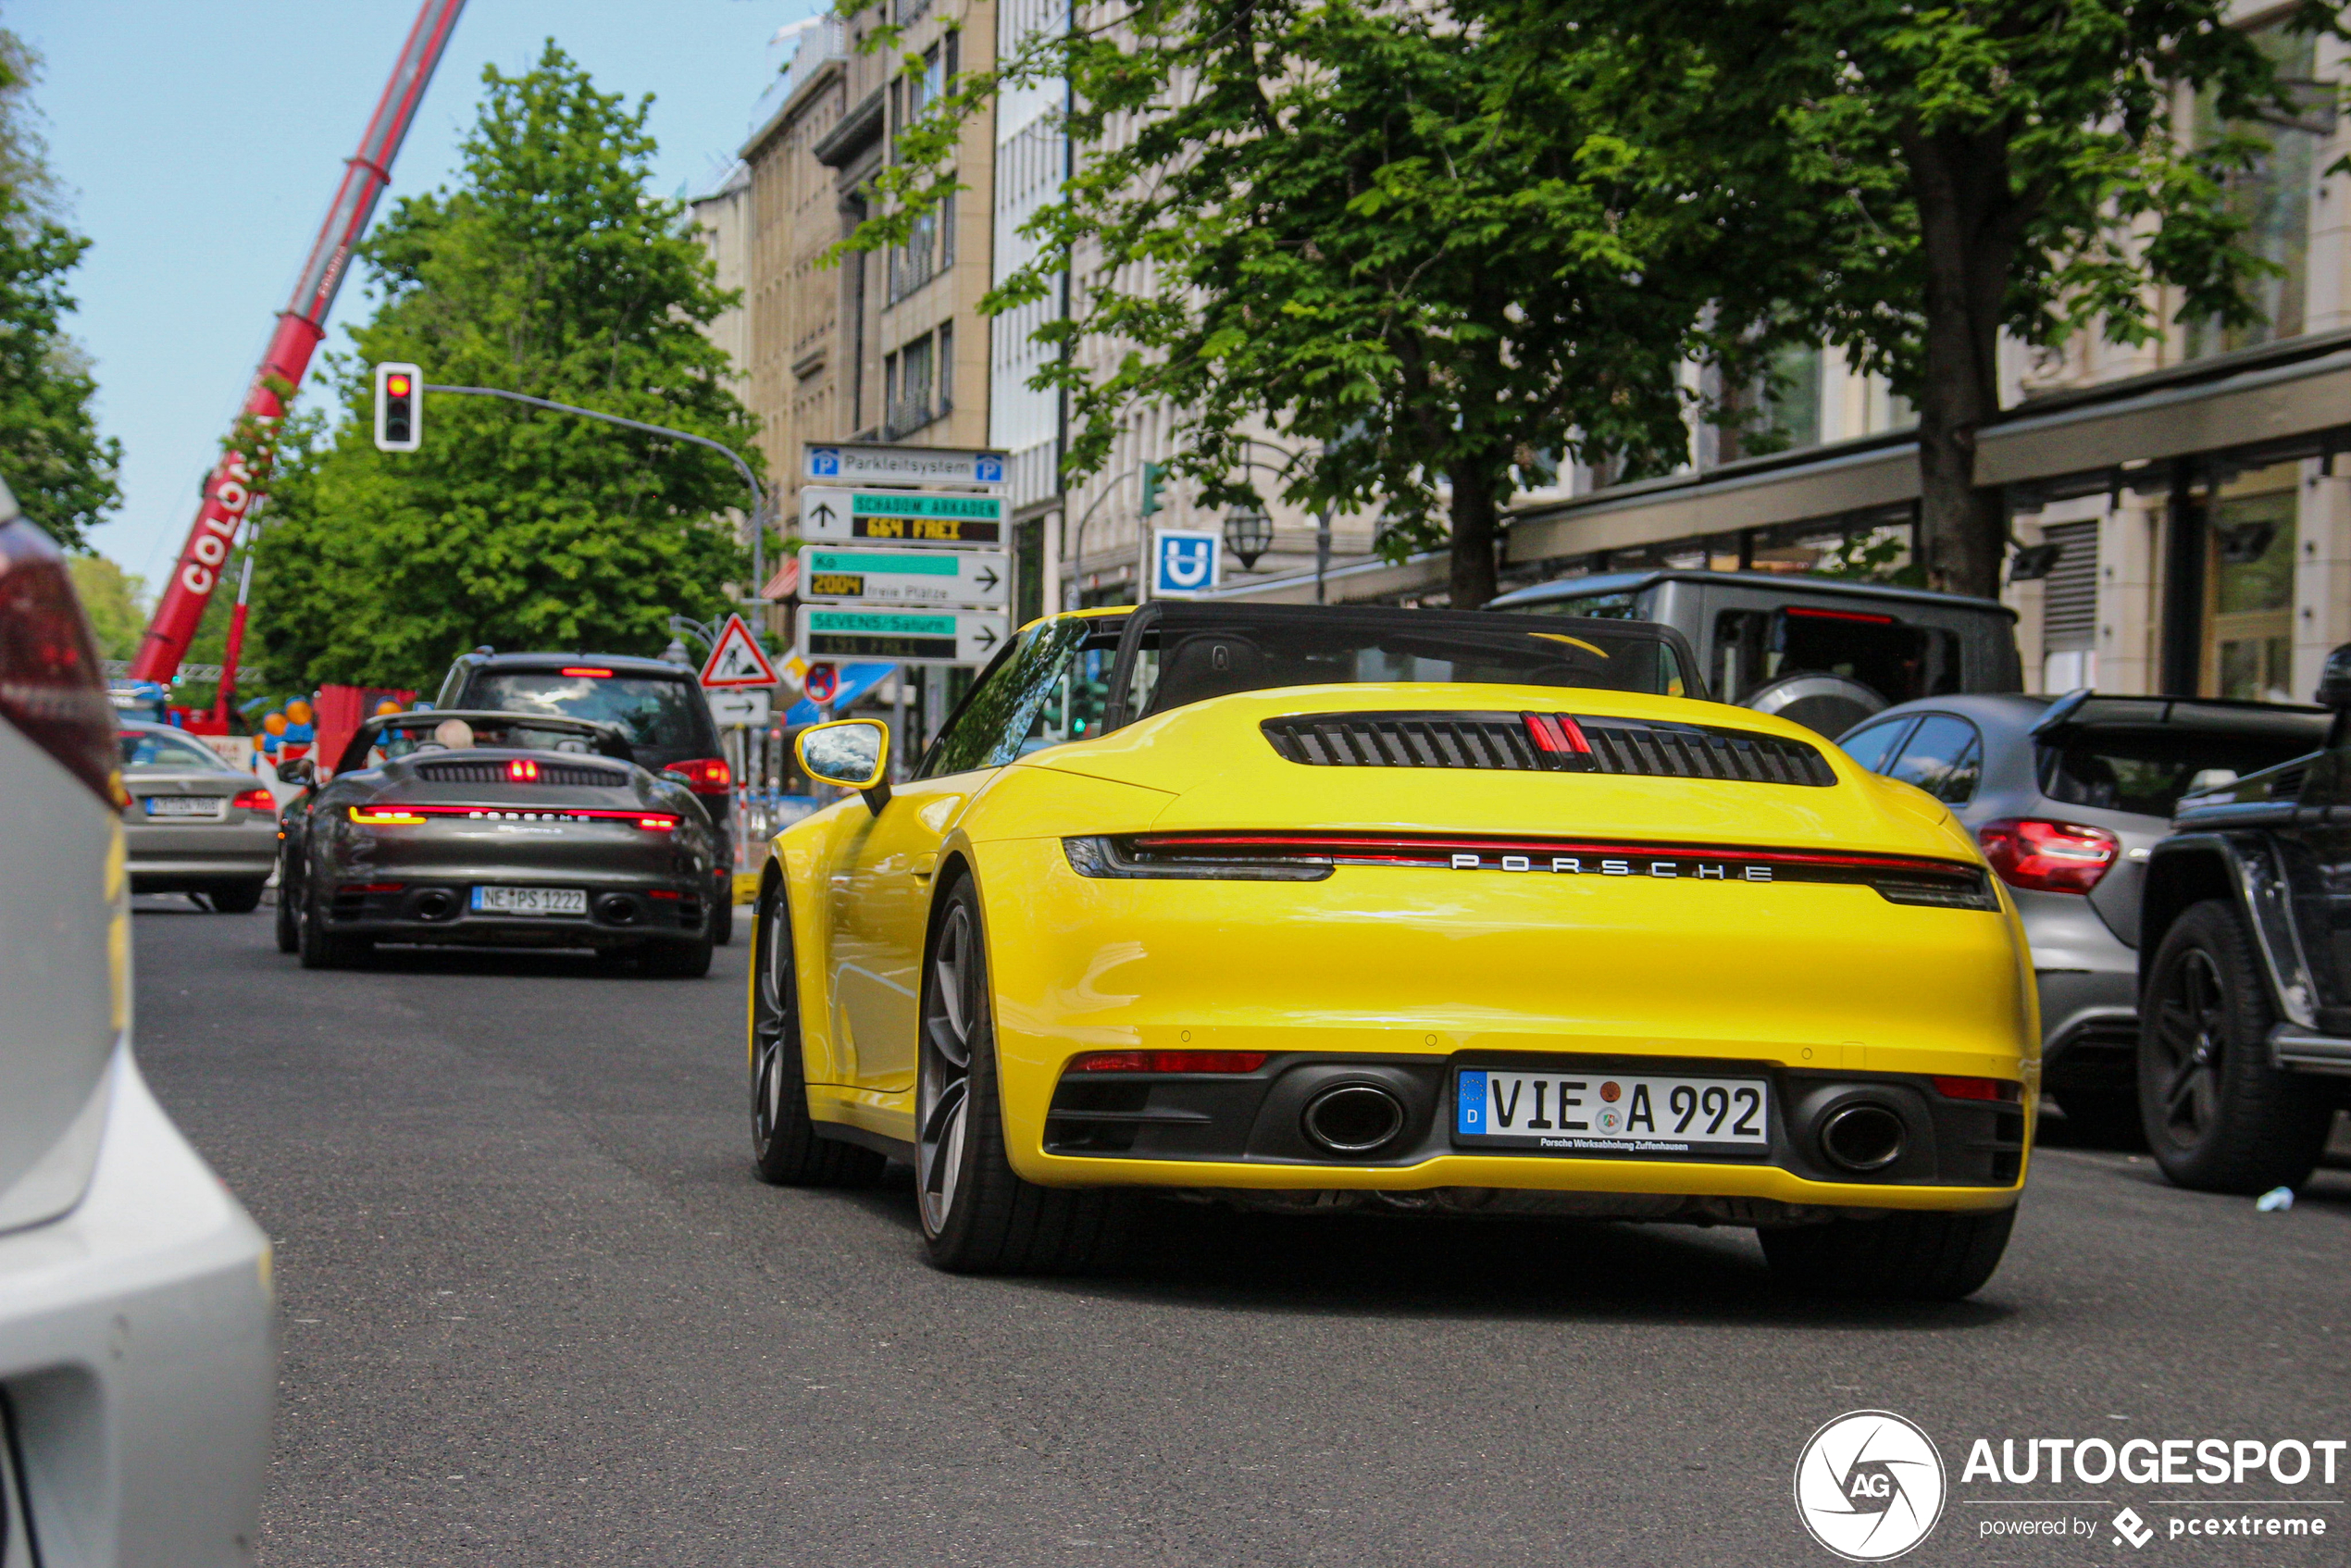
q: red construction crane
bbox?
[130,0,469,687]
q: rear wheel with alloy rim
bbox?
[2140,900,2332,1194]
[749,877,880,1185]
[916,879,1126,1274]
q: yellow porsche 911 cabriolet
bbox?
[749,602,2034,1300]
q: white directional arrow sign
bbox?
[797,607,1010,666]
[799,546,1009,608]
[798,486,1003,548]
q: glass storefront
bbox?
[2205,477,2297,703]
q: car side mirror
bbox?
[796,717,891,813]
[277,756,317,788]
[2317,644,2351,711]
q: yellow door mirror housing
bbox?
[796,717,892,810]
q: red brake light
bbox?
[637,815,678,830]
[508,758,540,781]
[231,787,276,812]
[1975,817,2119,894]
[560,666,612,678]
[0,516,123,807]
[1522,712,1591,754]
[1933,1076,2023,1102]
[1070,1051,1269,1074]
[665,756,732,792]
[1785,605,1897,624]
[340,882,405,895]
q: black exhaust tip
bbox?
[595,893,640,926]
[1819,1102,1907,1172]
[1301,1084,1406,1155]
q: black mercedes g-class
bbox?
[2138,644,2351,1194]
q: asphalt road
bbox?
[133,897,2351,1568]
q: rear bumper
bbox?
[323,874,709,945]
[1024,1051,2027,1212]
[0,1045,274,1568]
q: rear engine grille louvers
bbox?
[1261,712,1836,787]
[414,759,628,788]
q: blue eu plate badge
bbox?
[1456,1070,1488,1136]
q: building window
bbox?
[2186,23,2325,359]
[887,332,937,439]
[938,320,953,413]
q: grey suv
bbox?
[1836,692,2330,1142]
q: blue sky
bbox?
[17,0,820,587]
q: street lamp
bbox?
[1224,506,1274,569]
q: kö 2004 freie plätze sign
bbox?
[799,547,1010,608]
[797,487,1002,547]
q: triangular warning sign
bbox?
[699,613,781,689]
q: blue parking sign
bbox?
[810,446,840,477]
[976,453,1004,483]
[1151,528,1221,598]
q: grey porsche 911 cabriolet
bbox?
[275,709,719,977]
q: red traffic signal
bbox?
[373,361,422,452]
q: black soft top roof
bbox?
[334,708,635,777]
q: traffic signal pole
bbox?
[130,0,468,682]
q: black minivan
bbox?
[436,651,738,944]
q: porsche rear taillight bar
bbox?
[1064,832,1997,909]
[350,804,678,829]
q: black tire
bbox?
[638,920,715,978]
[2139,899,2333,1194]
[296,879,367,970]
[2052,1089,2146,1149]
[207,880,265,915]
[1760,1206,2015,1300]
[916,878,1126,1274]
[274,865,299,953]
[712,881,735,947]
[749,876,883,1186]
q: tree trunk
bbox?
[1904,125,2022,601]
[1449,463,1501,608]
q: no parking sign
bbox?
[1151,528,1221,598]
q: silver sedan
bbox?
[1835,692,2330,1141]
[118,719,280,911]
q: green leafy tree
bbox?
[255,44,757,691]
[853,3,1797,606]
[0,30,120,550]
[1486,0,2342,598]
[65,552,146,658]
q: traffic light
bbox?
[373,362,422,452]
[1140,460,1165,516]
